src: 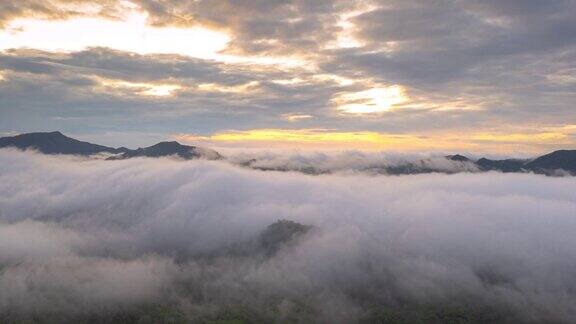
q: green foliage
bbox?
[361,303,513,324]
[136,305,188,324]
[199,305,271,324]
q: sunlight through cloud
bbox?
[96,77,181,97]
[334,85,408,114]
[196,81,260,94]
[282,114,314,122]
[0,12,230,59]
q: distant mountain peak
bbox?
[525,150,576,173]
[475,157,526,173]
[446,154,470,162]
[0,131,124,155]
[110,140,221,160]
[0,131,222,160]
[149,141,184,148]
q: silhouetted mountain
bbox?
[0,131,127,155]
[447,152,576,174]
[0,132,222,160]
[110,141,222,160]
[443,151,576,175]
[1,132,574,175]
[525,150,576,174]
[258,220,312,256]
[446,154,470,162]
[476,158,526,173]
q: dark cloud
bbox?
[134,0,350,56]
[355,2,477,43]
[327,0,576,83]
[316,0,576,132]
[464,0,570,17]
[0,48,341,142]
[0,48,243,84]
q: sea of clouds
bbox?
[1,149,575,322]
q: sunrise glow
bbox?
[335,85,409,114]
[0,12,230,59]
[96,77,181,96]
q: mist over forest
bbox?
[1,149,575,323]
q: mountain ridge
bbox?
[108,141,222,160]
[0,132,574,175]
[0,131,221,160]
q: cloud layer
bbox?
[1,149,576,322]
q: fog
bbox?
[225,149,481,174]
[1,149,575,323]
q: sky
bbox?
[0,0,575,153]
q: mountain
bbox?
[446,154,471,162]
[0,132,222,160]
[236,152,575,176]
[389,150,576,175]
[1,132,573,174]
[469,150,576,174]
[476,158,526,173]
[110,141,221,160]
[0,131,127,155]
[524,150,576,174]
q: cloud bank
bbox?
[1,149,576,322]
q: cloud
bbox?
[0,254,176,316]
[0,0,576,152]
[0,48,340,142]
[318,0,576,130]
[223,149,481,174]
[133,0,352,56]
[1,149,576,322]
[0,0,125,28]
